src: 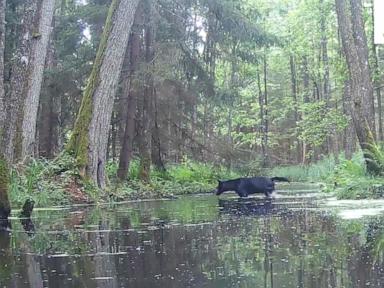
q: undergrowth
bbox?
[10,145,384,207]
[272,150,384,200]
[9,155,241,207]
[108,159,240,201]
[269,155,338,182]
[9,153,88,208]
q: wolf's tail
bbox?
[271,176,290,182]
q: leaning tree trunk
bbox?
[335,0,380,174]
[2,0,39,163]
[21,0,56,159]
[67,0,140,188]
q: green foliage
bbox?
[297,101,348,147]
[8,153,103,208]
[270,155,337,182]
[9,158,70,208]
[331,151,384,200]
[107,159,241,200]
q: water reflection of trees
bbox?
[1,198,384,287]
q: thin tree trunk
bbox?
[262,50,269,167]
[0,0,5,133]
[21,0,55,160]
[257,60,264,156]
[151,89,166,171]
[67,0,140,188]
[371,4,382,141]
[290,55,301,163]
[138,0,154,182]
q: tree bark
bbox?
[349,0,376,137]
[117,8,142,182]
[343,80,356,159]
[371,5,382,141]
[0,0,9,222]
[151,88,166,171]
[38,15,61,158]
[21,0,55,160]
[67,0,140,188]
[289,54,301,163]
[262,50,269,167]
[138,0,154,182]
[2,0,39,163]
[0,0,5,133]
[335,0,379,174]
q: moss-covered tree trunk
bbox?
[21,0,56,159]
[67,0,140,188]
[336,0,380,174]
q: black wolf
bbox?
[216,176,290,198]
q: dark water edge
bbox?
[1,185,384,288]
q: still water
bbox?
[1,184,384,288]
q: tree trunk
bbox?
[0,0,9,222]
[38,25,62,158]
[21,0,55,160]
[289,54,301,163]
[343,80,356,159]
[335,0,380,174]
[116,9,142,182]
[350,0,376,137]
[138,0,154,182]
[151,89,166,171]
[2,0,39,163]
[67,0,140,188]
[0,0,5,133]
[262,50,269,167]
[371,5,382,141]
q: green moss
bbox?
[0,155,10,216]
[66,0,119,176]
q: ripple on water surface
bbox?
[1,185,384,288]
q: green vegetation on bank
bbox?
[8,155,240,208]
[271,149,384,200]
[8,144,384,209]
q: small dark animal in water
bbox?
[216,176,290,198]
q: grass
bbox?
[108,159,241,201]
[9,145,384,208]
[269,155,338,182]
[8,156,241,208]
